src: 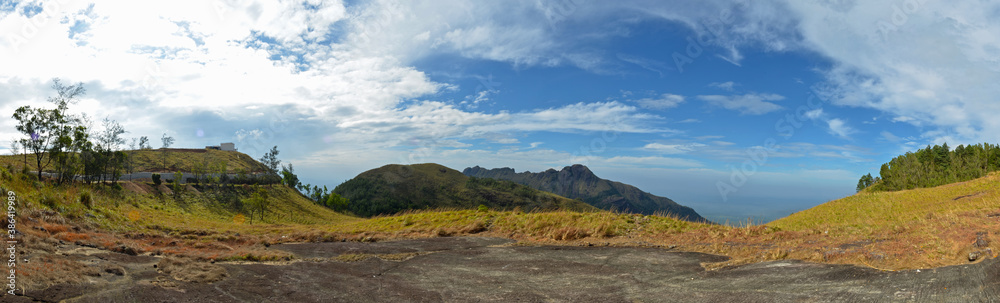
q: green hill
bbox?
[333,163,597,217]
[0,162,354,239]
[463,164,707,222]
[1,148,268,174]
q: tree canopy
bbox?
[11,79,87,180]
[858,143,1000,192]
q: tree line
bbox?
[10,79,182,184]
[264,145,350,212]
[10,79,344,218]
[857,143,1000,192]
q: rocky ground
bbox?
[6,237,1000,302]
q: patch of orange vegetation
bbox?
[41,223,69,234]
[127,210,142,221]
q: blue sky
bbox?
[2,0,999,223]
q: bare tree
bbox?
[125,138,138,181]
[139,136,151,150]
[8,139,22,172]
[92,117,128,183]
[160,133,174,171]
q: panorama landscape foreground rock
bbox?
[14,237,1000,302]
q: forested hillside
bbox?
[333,163,597,217]
[463,164,706,222]
[858,143,1000,192]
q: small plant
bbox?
[477,204,489,212]
[41,193,59,209]
[172,171,184,196]
[152,173,161,186]
[0,167,11,181]
[79,191,93,209]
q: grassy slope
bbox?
[0,164,359,289]
[772,173,1000,230]
[14,158,1000,293]
[0,148,268,174]
[768,172,1000,269]
[334,163,598,216]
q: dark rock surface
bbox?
[17,237,1000,302]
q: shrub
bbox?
[152,173,161,186]
[41,194,59,209]
[21,166,34,181]
[79,191,93,209]
[477,204,489,212]
[0,167,10,181]
[172,172,184,195]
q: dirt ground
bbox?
[8,237,1000,302]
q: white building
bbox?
[206,143,237,151]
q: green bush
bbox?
[152,173,161,186]
[0,167,11,181]
[41,194,59,209]
[172,171,184,196]
[80,191,93,209]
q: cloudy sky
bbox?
[2,0,998,222]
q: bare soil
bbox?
[7,237,1000,302]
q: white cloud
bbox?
[478,101,669,134]
[779,1,1000,143]
[708,81,736,91]
[643,143,706,154]
[826,118,856,139]
[603,156,702,168]
[804,109,824,120]
[340,0,617,71]
[800,108,856,140]
[881,131,901,143]
[696,93,785,115]
[634,93,685,110]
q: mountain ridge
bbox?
[333,163,597,217]
[462,164,707,222]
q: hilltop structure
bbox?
[205,142,237,151]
